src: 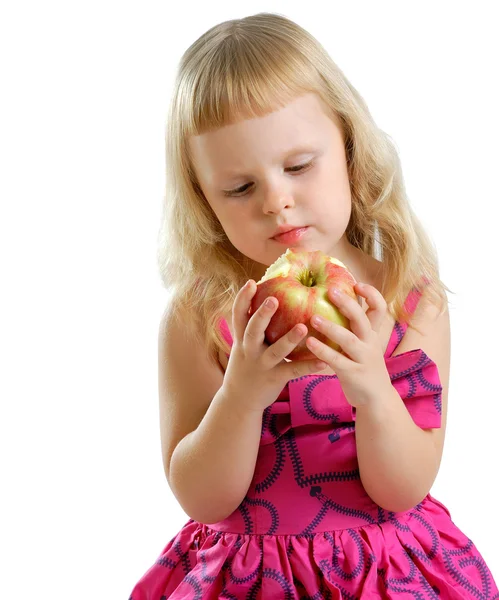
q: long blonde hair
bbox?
[157,12,452,361]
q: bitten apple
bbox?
[249,247,360,360]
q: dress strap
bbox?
[384,279,429,358]
[219,317,232,348]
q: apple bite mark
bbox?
[248,247,359,361]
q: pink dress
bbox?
[129,286,498,599]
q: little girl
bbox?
[129,12,498,599]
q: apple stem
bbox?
[301,269,317,287]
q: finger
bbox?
[310,317,360,362]
[306,336,351,371]
[232,280,256,343]
[261,323,309,368]
[275,357,329,381]
[243,294,279,352]
[328,287,370,341]
[354,282,387,333]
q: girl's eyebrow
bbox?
[219,144,320,177]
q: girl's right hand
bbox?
[221,279,328,414]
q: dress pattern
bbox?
[129,286,498,599]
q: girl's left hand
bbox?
[306,282,392,408]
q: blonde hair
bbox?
[157,12,453,362]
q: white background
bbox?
[1,1,498,597]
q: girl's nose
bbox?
[262,191,295,215]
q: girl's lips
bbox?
[271,226,309,244]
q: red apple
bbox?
[248,247,360,360]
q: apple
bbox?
[248,247,360,361]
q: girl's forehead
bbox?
[188,93,339,155]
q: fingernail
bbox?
[292,325,305,339]
[312,315,323,325]
[332,288,342,297]
[264,298,275,308]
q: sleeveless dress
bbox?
[128,286,498,599]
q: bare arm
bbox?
[355,382,440,512]
[169,387,263,524]
[159,304,262,525]
[161,282,326,525]
[356,296,450,513]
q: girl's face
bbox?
[188,92,356,280]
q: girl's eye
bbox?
[223,161,314,197]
